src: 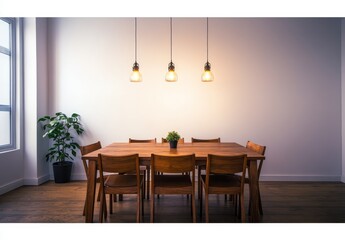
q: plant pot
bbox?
[53,161,73,183]
[169,141,178,149]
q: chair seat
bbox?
[154,175,192,188]
[105,175,143,188]
[154,175,193,194]
[201,174,241,188]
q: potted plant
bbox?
[166,131,181,149]
[38,112,84,183]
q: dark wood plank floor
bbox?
[0,181,345,223]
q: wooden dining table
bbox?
[81,142,265,223]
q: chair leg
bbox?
[248,198,251,216]
[104,194,108,220]
[97,184,101,202]
[99,192,105,223]
[142,171,146,200]
[198,166,202,199]
[137,192,140,223]
[109,194,113,214]
[240,193,245,223]
[141,186,144,217]
[146,166,150,200]
[150,192,154,223]
[83,198,86,216]
[258,185,263,215]
[199,184,203,221]
[205,192,209,223]
[192,191,196,223]
[184,172,190,199]
[235,194,238,217]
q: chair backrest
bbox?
[246,141,266,155]
[207,154,247,175]
[161,138,185,144]
[80,141,102,178]
[129,138,157,143]
[98,153,139,176]
[246,141,266,176]
[80,141,102,155]
[191,137,221,143]
[151,153,195,174]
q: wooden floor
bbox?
[0,180,345,223]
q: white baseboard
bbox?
[260,174,341,181]
[24,174,50,185]
[341,176,345,183]
[0,178,24,195]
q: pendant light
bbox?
[130,18,142,82]
[165,17,178,82]
[202,18,214,82]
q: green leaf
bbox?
[38,112,84,163]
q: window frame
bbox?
[0,18,16,152]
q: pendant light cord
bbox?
[170,17,173,63]
[206,17,209,62]
[135,18,137,63]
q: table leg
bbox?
[85,160,97,223]
[249,160,260,222]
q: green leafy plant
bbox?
[166,131,181,142]
[38,112,84,163]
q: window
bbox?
[0,18,16,151]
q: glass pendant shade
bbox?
[130,62,142,82]
[201,62,214,82]
[165,62,178,82]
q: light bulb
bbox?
[130,62,142,82]
[202,70,214,82]
[201,62,214,82]
[130,70,142,82]
[165,62,178,82]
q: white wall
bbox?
[23,18,49,185]
[341,19,345,183]
[45,18,342,181]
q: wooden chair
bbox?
[200,153,247,223]
[98,153,144,223]
[80,141,102,216]
[246,140,266,215]
[161,138,185,143]
[191,137,221,199]
[129,138,156,200]
[162,137,188,197]
[150,153,196,223]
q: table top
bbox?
[81,142,265,161]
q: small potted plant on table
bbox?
[38,112,84,183]
[166,131,181,149]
